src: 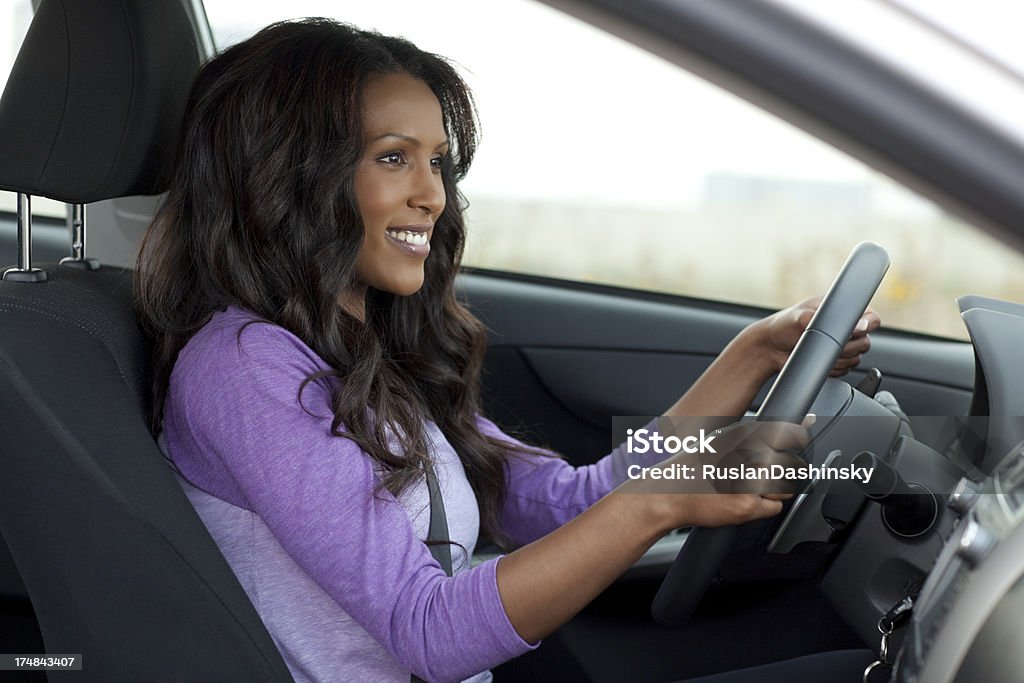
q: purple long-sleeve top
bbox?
[161,306,648,682]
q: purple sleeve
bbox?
[163,318,534,682]
[479,416,662,547]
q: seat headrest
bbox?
[0,0,203,203]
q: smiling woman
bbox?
[134,18,496,545]
[130,16,879,683]
[350,73,449,309]
[5,2,1024,682]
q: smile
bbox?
[385,226,431,255]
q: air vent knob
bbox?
[957,519,996,568]
[947,477,980,515]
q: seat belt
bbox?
[411,464,451,683]
[424,464,453,575]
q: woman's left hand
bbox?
[753,296,882,377]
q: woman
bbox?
[135,19,878,682]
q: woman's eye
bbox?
[430,156,446,170]
[378,151,405,165]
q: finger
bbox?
[755,422,810,451]
[863,307,882,331]
[839,336,871,358]
[830,358,862,376]
[761,492,794,501]
[836,348,866,366]
[790,295,822,316]
[756,497,785,519]
[833,355,863,370]
[851,309,882,337]
[796,308,815,330]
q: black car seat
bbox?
[0,0,293,680]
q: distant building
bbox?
[702,173,872,212]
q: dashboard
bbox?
[808,294,1024,682]
[898,453,1024,682]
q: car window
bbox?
[0,0,65,220]
[210,1,1024,339]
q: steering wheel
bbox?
[651,241,890,626]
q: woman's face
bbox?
[350,72,448,305]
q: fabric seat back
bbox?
[0,1,293,679]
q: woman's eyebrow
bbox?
[370,132,450,149]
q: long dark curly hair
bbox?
[136,18,525,547]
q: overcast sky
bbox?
[202,0,1024,210]
[3,0,1022,211]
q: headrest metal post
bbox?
[18,193,31,269]
[60,203,100,270]
[3,193,48,282]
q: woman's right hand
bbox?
[497,418,808,644]
[618,419,808,531]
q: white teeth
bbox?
[388,229,427,246]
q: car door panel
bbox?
[460,271,974,468]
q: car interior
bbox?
[2,0,1024,682]
[0,0,293,680]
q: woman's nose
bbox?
[409,165,445,216]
